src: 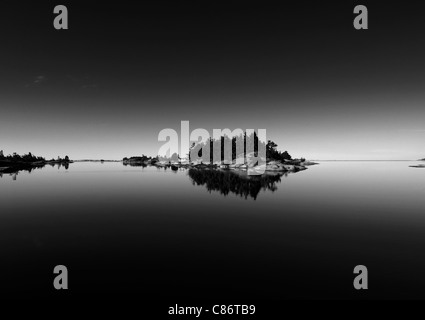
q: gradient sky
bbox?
[1,1,424,160]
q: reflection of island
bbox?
[188,168,288,200]
[410,158,425,168]
[0,162,69,181]
[0,150,72,177]
[123,156,152,167]
[123,157,148,168]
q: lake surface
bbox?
[1,161,424,299]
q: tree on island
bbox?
[187,133,293,164]
[6,152,45,163]
[123,155,151,162]
[266,140,292,161]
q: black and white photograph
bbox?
[1,0,425,313]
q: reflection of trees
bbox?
[0,162,69,180]
[1,164,45,175]
[123,162,147,168]
[188,169,286,200]
[1,152,72,179]
[0,165,42,180]
[49,162,69,170]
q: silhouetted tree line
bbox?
[264,140,292,162]
[49,155,70,162]
[123,155,151,162]
[0,150,71,164]
[123,155,159,162]
[122,155,160,166]
[188,133,292,163]
[0,151,45,163]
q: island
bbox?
[0,150,73,174]
[123,138,318,173]
[1,137,319,176]
[410,164,425,168]
[409,158,425,168]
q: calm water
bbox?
[1,161,424,299]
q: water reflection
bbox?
[123,162,185,174]
[48,162,69,170]
[0,164,44,175]
[0,162,69,180]
[120,162,287,198]
[123,162,147,168]
[188,168,287,200]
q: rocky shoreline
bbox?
[123,157,318,173]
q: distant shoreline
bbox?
[73,160,121,162]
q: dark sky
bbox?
[1,1,424,160]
